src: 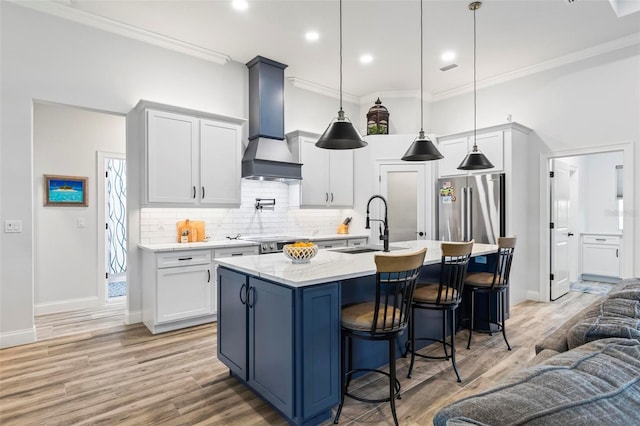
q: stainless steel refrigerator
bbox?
[437,173,505,244]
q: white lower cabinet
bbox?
[143,249,214,334]
[581,234,622,280]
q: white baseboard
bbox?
[125,310,142,324]
[34,297,100,315]
[527,290,542,302]
[0,327,37,348]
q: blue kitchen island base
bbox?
[217,267,341,425]
[215,240,500,425]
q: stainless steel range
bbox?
[240,235,300,254]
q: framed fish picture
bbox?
[44,175,88,207]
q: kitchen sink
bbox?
[330,245,405,254]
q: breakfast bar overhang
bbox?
[215,240,498,425]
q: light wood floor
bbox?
[1,291,601,425]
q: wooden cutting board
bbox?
[176,220,205,242]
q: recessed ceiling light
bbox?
[441,51,456,62]
[232,0,248,11]
[305,31,319,42]
[360,54,373,64]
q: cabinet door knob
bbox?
[417,231,425,237]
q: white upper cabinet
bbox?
[289,131,354,208]
[141,104,243,207]
[200,119,242,205]
[147,110,198,204]
[437,130,504,177]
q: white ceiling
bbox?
[27,0,640,100]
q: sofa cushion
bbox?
[567,315,640,349]
[434,338,640,426]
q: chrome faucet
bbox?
[365,194,390,252]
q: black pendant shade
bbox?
[457,145,494,170]
[457,2,493,171]
[402,131,443,161]
[317,0,367,151]
[401,0,443,163]
[316,111,367,149]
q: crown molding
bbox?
[10,0,231,65]
[287,77,360,104]
[359,90,434,105]
[431,32,640,102]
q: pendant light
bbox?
[457,1,493,170]
[315,0,367,150]
[401,0,443,161]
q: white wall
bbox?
[562,152,624,234]
[33,103,125,311]
[429,46,640,299]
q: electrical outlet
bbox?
[4,220,22,233]
[78,217,86,228]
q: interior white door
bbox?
[568,166,580,282]
[550,159,571,300]
[379,163,427,243]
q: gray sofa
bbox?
[434,279,640,426]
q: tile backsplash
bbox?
[140,180,359,243]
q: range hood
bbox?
[242,56,302,182]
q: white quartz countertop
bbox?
[139,239,260,252]
[215,240,498,288]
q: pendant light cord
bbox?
[420,0,424,133]
[339,0,343,114]
[473,5,477,149]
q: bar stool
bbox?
[406,241,473,382]
[334,248,426,426]
[465,236,516,350]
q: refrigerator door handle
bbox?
[461,188,467,241]
[467,187,473,241]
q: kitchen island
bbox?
[215,240,498,425]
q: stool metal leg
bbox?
[407,306,416,379]
[467,289,475,350]
[501,291,512,350]
[389,337,399,426]
[450,309,461,382]
[334,332,347,424]
[442,309,449,360]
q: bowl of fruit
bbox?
[283,241,318,264]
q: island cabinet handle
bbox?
[207,269,211,283]
[230,253,243,256]
[239,283,247,305]
[247,287,255,308]
[178,257,193,261]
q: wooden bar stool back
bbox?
[464,236,516,350]
[406,241,473,382]
[334,248,427,426]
